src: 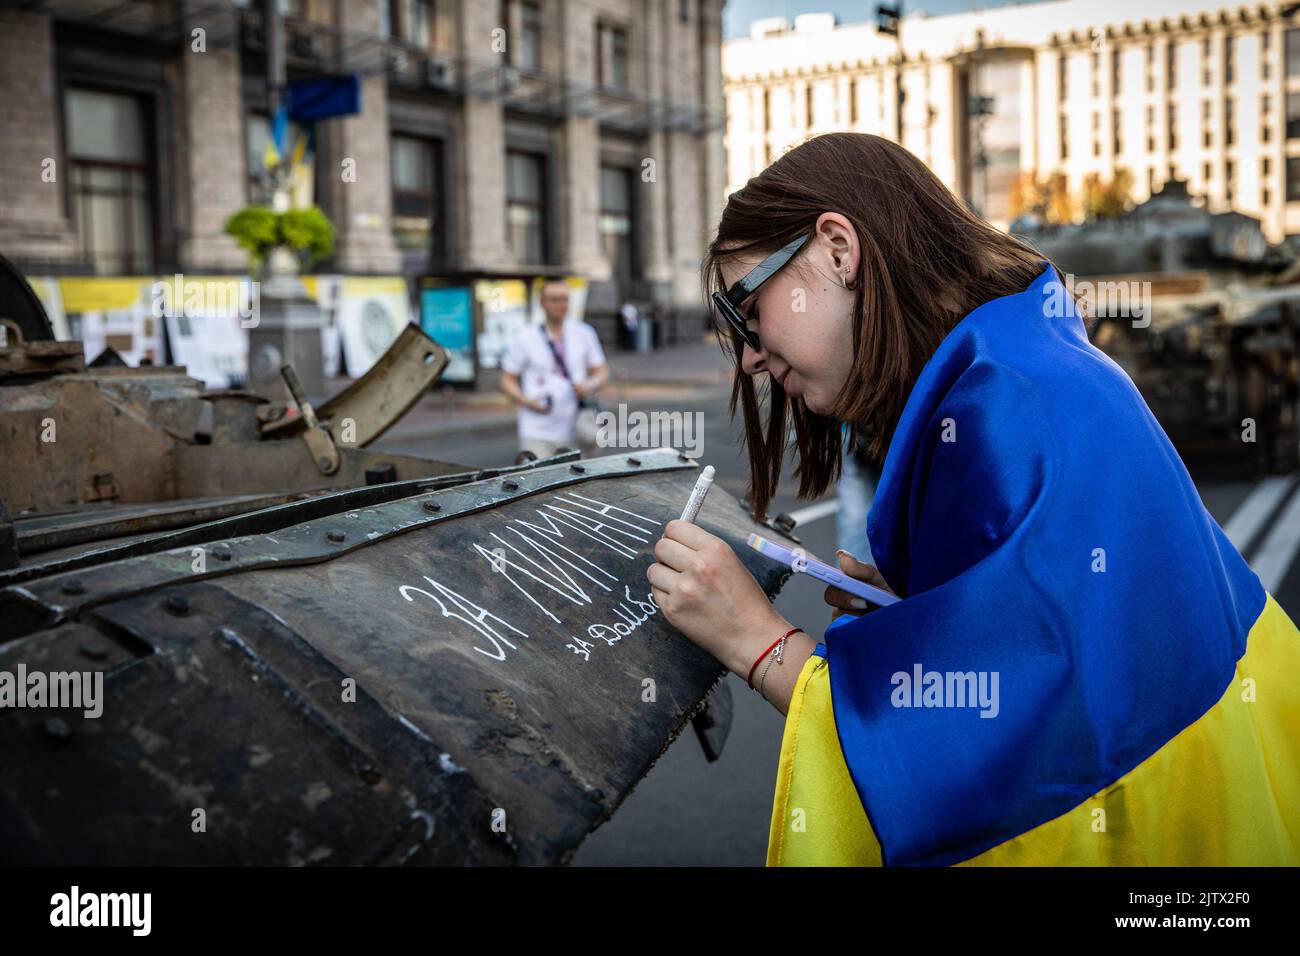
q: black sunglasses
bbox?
[712,232,811,352]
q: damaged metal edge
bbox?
[0,449,590,587]
[2,447,700,637]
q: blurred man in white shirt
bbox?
[499,279,609,458]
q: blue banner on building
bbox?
[288,76,361,122]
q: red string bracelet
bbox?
[747,627,803,690]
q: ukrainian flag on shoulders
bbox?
[768,260,1300,867]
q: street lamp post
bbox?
[876,3,904,143]
[247,0,328,402]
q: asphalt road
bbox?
[374,387,1300,866]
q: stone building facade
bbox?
[0,0,726,341]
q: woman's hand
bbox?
[824,549,895,619]
[646,520,792,676]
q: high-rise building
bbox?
[723,1,1297,242]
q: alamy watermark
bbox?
[595,403,704,458]
[891,663,999,718]
[1045,274,1151,329]
[0,664,103,718]
[50,886,150,935]
[150,273,260,328]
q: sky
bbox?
[722,0,1032,40]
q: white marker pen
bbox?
[679,465,716,523]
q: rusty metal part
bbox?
[168,442,471,500]
[691,681,735,762]
[0,450,796,865]
[0,593,514,865]
[281,364,340,475]
[262,325,449,448]
[0,498,17,571]
[1,448,705,634]
[0,377,183,512]
[0,252,54,342]
[206,390,269,444]
[12,493,312,557]
[0,320,85,382]
[1,451,582,586]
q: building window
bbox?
[506,150,546,263]
[1166,41,1176,90]
[391,134,444,262]
[503,0,541,69]
[599,165,637,287]
[1226,99,1235,145]
[64,87,155,275]
[679,0,690,23]
[596,22,629,88]
[1287,92,1300,138]
[1288,157,1300,202]
[1264,157,1272,176]
[1111,49,1121,95]
[1112,110,1122,154]
[1225,36,1235,84]
[378,0,397,37]
[1058,54,1067,100]
[277,0,305,15]
[1091,50,1100,98]
[1287,28,1300,77]
[405,0,434,49]
[1167,104,1177,150]
[519,1,541,69]
[1202,36,1213,86]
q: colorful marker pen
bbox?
[747,532,900,607]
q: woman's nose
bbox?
[740,339,766,376]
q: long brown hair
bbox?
[702,132,1061,522]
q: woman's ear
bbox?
[813,212,859,280]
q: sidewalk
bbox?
[378,334,737,441]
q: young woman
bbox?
[645,132,1300,866]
